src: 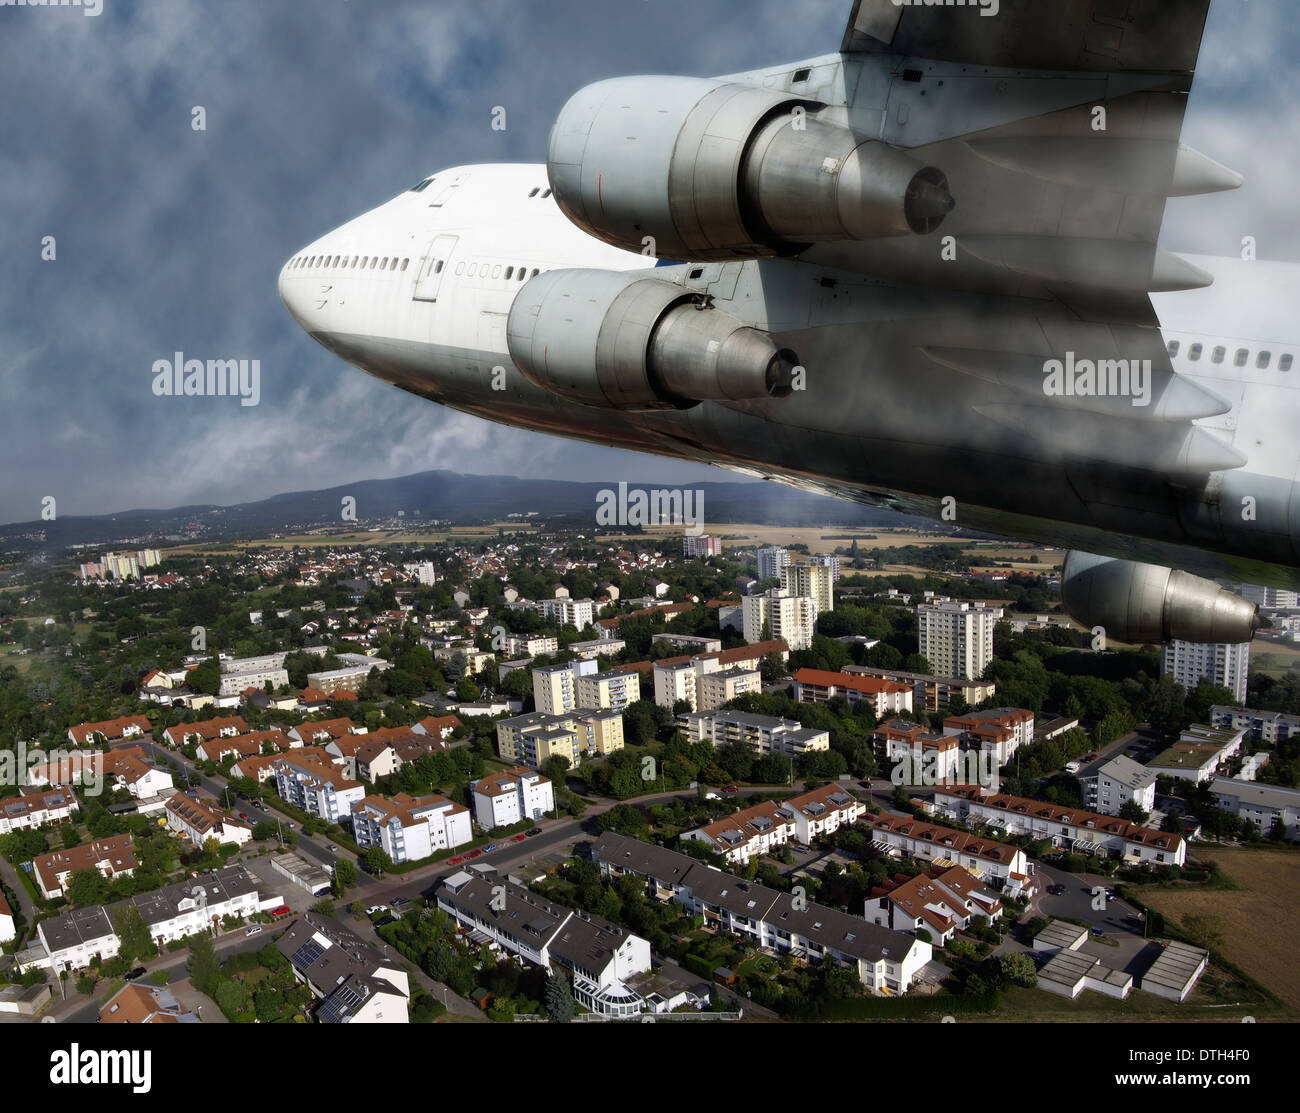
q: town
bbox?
[0,522,1295,1024]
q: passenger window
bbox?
[360,257,368,268]
[434,260,444,274]
[370,257,379,269]
[410,177,435,193]
[1167,341,1180,358]
[401,259,410,271]
[1188,343,1203,361]
[468,263,477,277]
[505,267,514,280]
[1212,346,1225,364]
[1235,349,1249,367]
[541,189,552,199]
[456,262,465,275]
[518,268,527,280]
[492,265,502,279]
[1282,354,1294,372]
[531,268,540,278]
[529,188,540,198]
[1258,351,1272,369]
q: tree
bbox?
[114,906,158,965]
[998,951,1037,988]
[363,847,393,876]
[187,932,220,996]
[1118,799,1150,825]
[333,857,357,896]
[545,971,575,1022]
[65,868,111,908]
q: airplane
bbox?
[280,0,1295,648]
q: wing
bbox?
[841,0,1212,75]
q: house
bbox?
[415,714,463,741]
[862,814,1035,895]
[288,717,360,747]
[867,865,1002,945]
[0,895,14,943]
[195,730,290,763]
[353,740,401,783]
[163,794,253,848]
[273,756,366,823]
[161,716,248,748]
[435,871,657,1017]
[1078,755,1157,816]
[927,786,1186,866]
[590,833,933,995]
[681,784,865,863]
[66,716,151,747]
[278,913,410,1023]
[876,720,962,784]
[99,982,199,1023]
[942,708,1035,765]
[1208,777,1300,837]
[471,768,554,829]
[32,834,138,899]
[792,668,913,716]
[351,793,472,863]
[0,789,78,834]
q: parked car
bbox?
[1047,883,1066,896]
[510,833,527,843]
[391,897,409,907]
[365,905,386,915]
[465,849,483,860]
[239,812,251,822]
[525,828,542,837]
[245,925,263,937]
[1091,925,1105,936]
[124,967,146,981]
[184,789,199,798]
[326,844,338,853]
[723,785,740,794]
[269,906,291,920]
[447,855,466,865]
[373,915,397,928]
[484,843,498,853]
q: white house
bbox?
[273,756,366,823]
[350,793,472,863]
[164,794,252,848]
[867,865,1002,945]
[1079,755,1157,816]
[471,768,554,829]
[278,913,410,1023]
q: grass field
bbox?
[168,523,542,555]
[1133,847,1300,1012]
[1248,642,1300,678]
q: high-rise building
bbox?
[1161,640,1250,705]
[683,535,722,558]
[756,547,790,583]
[540,597,596,631]
[782,561,834,614]
[917,599,997,680]
[742,592,818,651]
[403,562,438,586]
[575,669,641,712]
[1237,583,1300,609]
[532,660,596,715]
[806,553,842,581]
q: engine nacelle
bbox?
[1061,553,1263,646]
[547,76,954,262]
[506,269,798,411]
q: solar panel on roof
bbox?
[291,938,326,968]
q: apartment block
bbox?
[793,668,913,716]
[273,756,367,823]
[742,592,818,651]
[575,668,640,712]
[756,546,790,583]
[1147,725,1245,783]
[942,708,1034,765]
[679,709,829,760]
[471,767,554,828]
[540,597,596,630]
[1079,755,1157,816]
[504,633,559,658]
[862,814,1034,895]
[916,598,998,680]
[682,535,722,558]
[842,665,996,713]
[351,792,471,863]
[1209,777,1300,837]
[1160,639,1250,705]
[868,865,1003,945]
[682,783,863,862]
[781,561,834,614]
[1210,704,1300,744]
[532,660,597,715]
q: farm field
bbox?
[1133,847,1300,1012]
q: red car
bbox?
[465,849,483,860]
[269,906,291,920]
[510,833,527,843]
[447,855,466,866]
[723,785,740,794]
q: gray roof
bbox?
[590,832,915,966]
[1209,777,1300,811]
[1141,940,1209,993]
[276,913,407,1022]
[38,905,114,952]
[1081,754,1156,791]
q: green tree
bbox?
[65,868,111,908]
[187,932,220,996]
[545,970,575,1022]
[363,847,393,876]
[113,906,158,964]
[332,857,357,896]
[998,951,1037,988]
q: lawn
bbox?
[1131,846,1300,1013]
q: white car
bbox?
[245,925,263,937]
[365,905,385,915]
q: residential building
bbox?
[278,913,410,1023]
[742,592,818,651]
[1161,639,1250,705]
[877,721,962,785]
[1147,725,1245,783]
[755,546,790,583]
[1079,755,1157,816]
[942,708,1035,765]
[99,982,198,1024]
[842,665,996,712]
[504,633,559,658]
[868,865,1003,945]
[679,709,830,760]
[806,553,842,581]
[1210,705,1300,744]
[471,768,554,829]
[434,871,655,1017]
[682,535,722,558]
[782,560,834,614]
[591,833,932,995]
[540,597,596,630]
[697,667,762,712]
[793,668,913,716]
[0,789,78,835]
[532,660,597,715]
[161,716,248,748]
[917,598,998,680]
[66,715,151,747]
[0,896,13,944]
[351,793,471,863]
[927,786,1186,865]
[682,783,862,862]
[273,756,367,823]
[218,654,290,697]
[163,795,253,848]
[575,668,640,712]
[1208,777,1300,837]
[33,834,137,900]
[862,814,1035,895]
[1237,583,1299,609]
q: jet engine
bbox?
[506,269,798,411]
[547,76,954,261]
[1061,552,1263,646]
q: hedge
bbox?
[822,992,999,1020]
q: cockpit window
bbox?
[409,177,435,193]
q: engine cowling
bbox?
[547,76,954,262]
[1061,553,1263,646]
[506,269,798,411]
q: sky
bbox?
[1,0,1297,527]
